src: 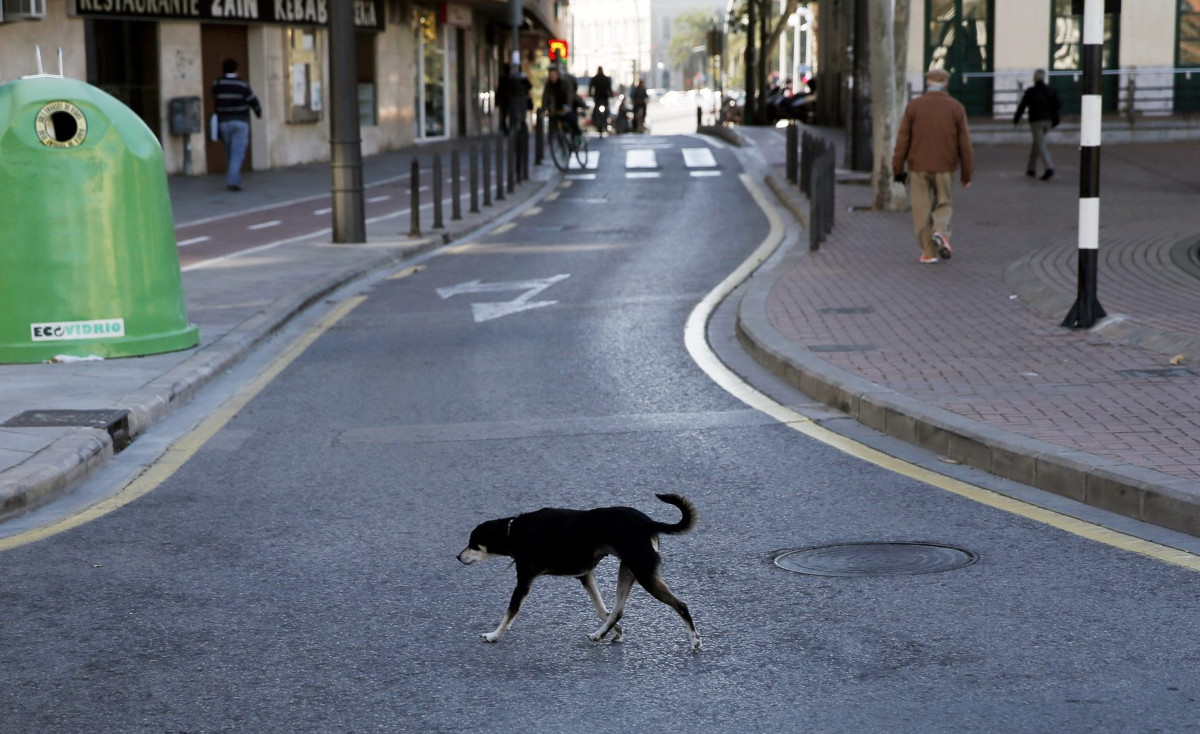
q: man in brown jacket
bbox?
[892,68,974,264]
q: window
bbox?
[286,27,323,124]
[414,8,447,138]
[357,31,377,126]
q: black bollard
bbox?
[483,140,492,207]
[451,149,462,221]
[535,111,544,165]
[495,137,505,201]
[786,122,798,184]
[469,144,480,213]
[507,132,516,193]
[409,158,421,237]
[432,153,444,229]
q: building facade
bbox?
[0,0,564,176]
[816,0,1200,124]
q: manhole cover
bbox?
[774,542,977,577]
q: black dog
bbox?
[457,493,701,651]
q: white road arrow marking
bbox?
[436,274,571,322]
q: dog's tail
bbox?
[654,494,698,535]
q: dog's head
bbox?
[457,517,513,565]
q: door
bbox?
[925,0,993,117]
[85,19,161,137]
[201,24,250,176]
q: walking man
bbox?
[212,58,262,192]
[892,68,974,264]
[1013,69,1061,180]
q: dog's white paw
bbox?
[587,631,604,643]
[691,636,703,652]
[611,625,624,643]
[481,632,501,643]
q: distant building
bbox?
[570,0,727,90]
[817,0,1200,123]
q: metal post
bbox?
[535,111,544,165]
[511,131,520,191]
[1062,0,1107,329]
[495,137,506,201]
[432,153,444,229]
[696,106,702,130]
[451,149,462,221]
[409,158,421,237]
[786,122,798,183]
[470,144,480,213]
[329,0,365,243]
[483,141,493,207]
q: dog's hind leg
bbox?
[633,567,702,652]
[588,563,635,643]
[579,571,623,642]
[483,575,534,643]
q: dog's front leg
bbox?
[588,564,635,643]
[483,576,533,643]
[579,572,623,642]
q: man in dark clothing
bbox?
[1013,68,1061,181]
[540,65,581,141]
[211,58,262,191]
[630,79,648,132]
[589,66,613,131]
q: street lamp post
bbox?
[329,0,365,243]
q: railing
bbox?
[912,68,1200,122]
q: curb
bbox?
[736,173,1200,538]
[0,172,559,524]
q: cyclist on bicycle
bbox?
[541,65,582,145]
[588,66,613,132]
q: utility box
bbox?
[0,74,199,363]
[167,96,201,135]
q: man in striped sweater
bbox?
[212,58,262,192]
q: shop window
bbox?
[357,31,377,126]
[1178,0,1200,112]
[1050,0,1118,113]
[286,27,323,124]
[414,8,447,138]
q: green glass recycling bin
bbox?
[0,75,199,363]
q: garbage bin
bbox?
[0,74,199,363]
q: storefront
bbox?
[0,0,549,176]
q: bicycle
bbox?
[546,112,589,171]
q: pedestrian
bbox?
[630,79,648,133]
[1013,68,1061,181]
[211,58,262,192]
[892,67,974,264]
[496,63,511,135]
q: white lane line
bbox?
[625,149,658,169]
[568,151,600,170]
[565,173,597,181]
[626,171,661,179]
[177,236,210,247]
[248,220,282,230]
[313,207,332,215]
[367,195,391,203]
[682,147,718,168]
[690,171,722,178]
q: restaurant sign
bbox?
[71,0,385,31]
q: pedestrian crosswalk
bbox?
[563,144,724,180]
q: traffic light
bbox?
[548,38,568,62]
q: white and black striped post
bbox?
[1062,0,1108,329]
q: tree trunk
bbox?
[869,0,906,211]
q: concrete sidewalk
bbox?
[0,141,556,521]
[732,123,1200,537]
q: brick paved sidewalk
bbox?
[734,124,1200,534]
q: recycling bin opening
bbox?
[0,74,199,363]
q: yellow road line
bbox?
[0,295,369,552]
[682,173,1200,573]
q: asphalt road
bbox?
[2,133,1200,733]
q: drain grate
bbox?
[774,542,978,577]
[2,409,132,453]
[808,344,876,353]
[817,307,874,315]
[1117,367,1197,379]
